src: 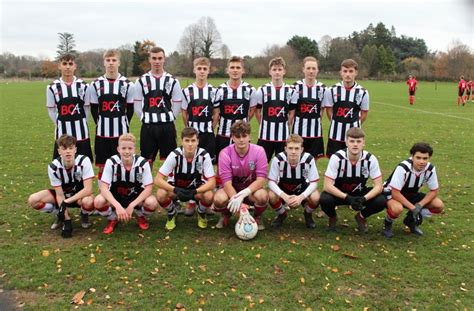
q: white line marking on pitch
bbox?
[373,101,473,122]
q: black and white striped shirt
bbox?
[214,81,256,137]
[48,154,94,198]
[101,154,153,199]
[323,82,369,141]
[384,158,438,196]
[159,147,215,189]
[325,149,381,194]
[182,83,216,134]
[46,77,90,140]
[291,79,326,138]
[89,75,134,138]
[253,83,296,141]
[134,72,182,124]
[268,152,319,194]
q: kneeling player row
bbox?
[28,121,444,239]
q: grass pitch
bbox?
[0,78,473,309]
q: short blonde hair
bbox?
[346,127,365,139]
[227,56,244,67]
[303,56,318,67]
[119,133,136,144]
[103,49,120,59]
[193,57,210,68]
[269,57,286,69]
[286,134,304,146]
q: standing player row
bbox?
[28,122,444,240]
[46,48,369,174]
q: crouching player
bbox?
[382,142,444,237]
[213,121,268,230]
[94,133,158,234]
[320,128,386,233]
[28,135,94,238]
[268,134,320,229]
[155,127,215,230]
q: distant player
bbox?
[27,135,94,238]
[320,128,386,233]
[94,134,158,234]
[89,50,134,179]
[465,78,472,103]
[291,56,327,159]
[253,57,296,162]
[382,142,444,237]
[406,74,417,105]
[458,75,466,106]
[46,53,93,161]
[213,56,257,163]
[268,134,320,229]
[213,121,268,230]
[323,59,369,157]
[155,127,216,230]
[134,46,182,166]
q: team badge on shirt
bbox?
[210,90,216,100]
[355,93,362,102]
[249,161,255,171]
[120,85,128,97]
[165,82,172,94]
[318,89,324,100]
[243,90,249,100]
[302,168,309,179]
[361,167,369,178]
[136,173,143,183]
[286,91,292,102]
[78,88,84,98]
[74,171,82,180]
[196,162,203,173]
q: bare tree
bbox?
[178,23,201,60]
[220,44,231,60]
[197,17,222,58]
[118,44,134,76]
[318,35,332,59]
[56,32,77,59]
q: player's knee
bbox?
[201,191,214,205]
[429,198,444,214]
[27,194,38,209]
[268,191,279,204]
[309,190,320,205]
[144,196,158,211]
[253,189,268,205]
[387,199,403,218]
[319,192,335,208]
[94,195,107,211]
[81,196,95,211]
[156,189,169,202]
[213,190,228,208]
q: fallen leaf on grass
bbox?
[342,252,359,259]
[331,245,340,252]
[343,271,353,276]
[42,250,50,257]
[274,265,282,274]
[198,296,206,305]
[300,277,305,284]
[185,288,194,295]
[71,290,86,304]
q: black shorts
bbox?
[466,90,471,96]
[140,123,177,161]
[48,189,80,207]
[95,136,119,166]
[458,90,465,96]
[409,90,416,96]
[303,137,325,159]
[215,135,232,163]
[53,138,93,162]
[198,132,216,161]
[326,139,346,157]
[257,139,285,162]
[404,192,426,206]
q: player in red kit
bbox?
[406,75,417,105]
[465,79,472,103]
[458,76,466,106]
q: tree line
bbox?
[0,20,472,81]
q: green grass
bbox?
[0,78,473,309]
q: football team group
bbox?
[28,47,444,239]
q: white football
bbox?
[235,204,258,240]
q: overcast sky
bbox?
[1,0,473,60]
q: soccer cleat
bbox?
[354,212,368,233]
[254,215,265,231]
[303,211,316,229]
[61,220,73,238]
[215,214,230,229]
[136,216,149,230]
[103,219,118,235]
[327,216,337,232]
[184,201,196,217]
[165,214,177,231]
[197,212,207,229]
[271,212,287,229]
[51,216,62,230]
[80,212,91,229]
[382,219,394,238]
[403,215,423,236]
